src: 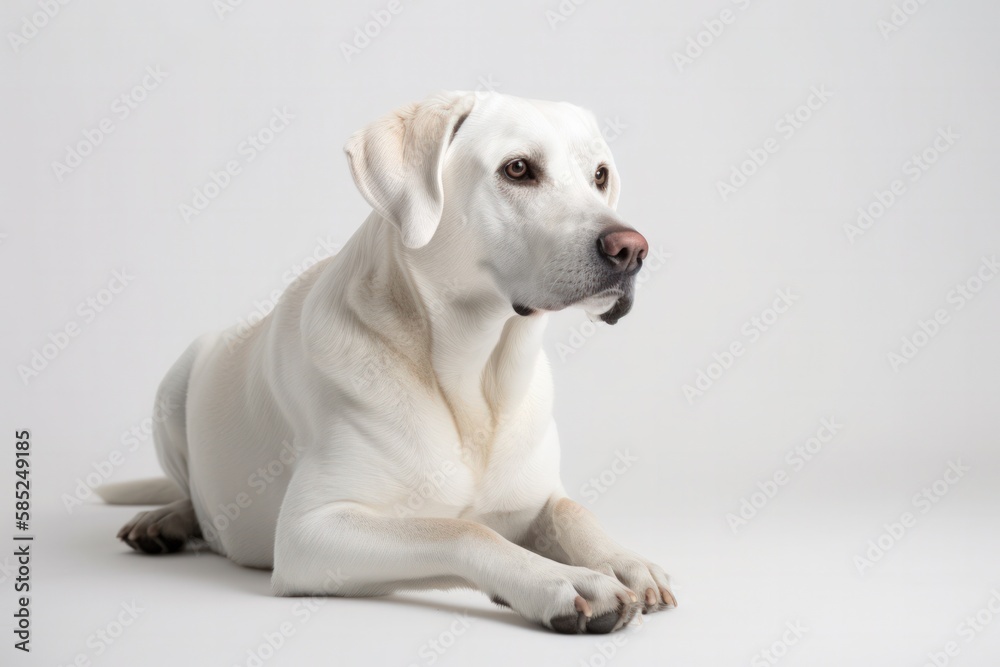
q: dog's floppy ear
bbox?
[344,91,476,249]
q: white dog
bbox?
[100,91,675,634]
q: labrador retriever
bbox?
[100,91,675,634]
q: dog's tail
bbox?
[95,477,186,505]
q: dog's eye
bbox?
[503,159,532,181]
[595,165,609,189]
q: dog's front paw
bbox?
[587,553,676,614]
[494,562,644,634]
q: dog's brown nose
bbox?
[597,228,648,274]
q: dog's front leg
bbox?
[523,496,677,615]
[271,493,643,634]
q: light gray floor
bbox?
[24,497,1000,666]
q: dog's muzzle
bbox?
[593,226,645,324]
[510,225,647,324]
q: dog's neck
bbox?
[351,213,551,443]
[412,268,548,417]
[406,233,548,421]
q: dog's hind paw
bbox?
[117,498,201,554]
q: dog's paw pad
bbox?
[550,613,585,634]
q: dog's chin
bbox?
[596,294,633,325]
[579,291,634,326]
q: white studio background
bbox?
[2,1,999,665]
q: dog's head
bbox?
[345,91,647,325]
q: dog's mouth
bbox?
[595,293,633,325]
[512,288,635,325]
[579,288,633,325]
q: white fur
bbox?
[111,91,674,632]
[96,477,184,505]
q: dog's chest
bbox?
[404,402,559,520]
